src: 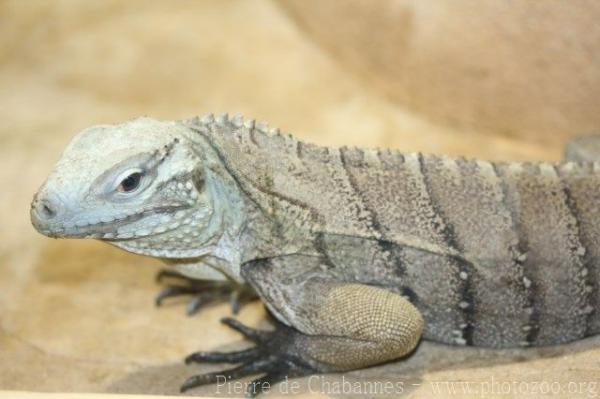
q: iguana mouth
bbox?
[35,204,191,239]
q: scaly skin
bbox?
[31,114,600,396]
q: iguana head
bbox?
[31,116,237,259]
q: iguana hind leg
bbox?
[155,270,256,315]
[182,255,424,396]
[564,134,600,162]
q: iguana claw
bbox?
[181,317,317,397]
[155,270,256,315]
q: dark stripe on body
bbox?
[491,163,539,344]
[418,154,477,345]
[557,170,596,337]
[339,148,406,276]
[314,232,335,268]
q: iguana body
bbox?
[31,115,600,394]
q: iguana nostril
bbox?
[43,203,55,218]
[37,199,57,219]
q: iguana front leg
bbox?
[182,255,424,396]
[155,270,256,315]
[155,259,256,315]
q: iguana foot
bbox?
[155,270,256,315]
[181,317,317,397]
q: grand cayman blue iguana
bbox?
[31,114,599,395]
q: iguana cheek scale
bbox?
[31,114,600,396]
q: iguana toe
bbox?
[181,317,317,397]
[154,270,256,315]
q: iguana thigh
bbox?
[242,254,424,371]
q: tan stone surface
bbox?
[0,1,598,398]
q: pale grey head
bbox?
[31,117,239,260]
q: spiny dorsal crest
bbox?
[182,113,600,176]
[182,113,421,168]
[183,112,295,150]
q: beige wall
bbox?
[282,0,600,144]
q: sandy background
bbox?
[1,1,599,397]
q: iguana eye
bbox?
[117,172,143,193]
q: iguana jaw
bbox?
[30,202,191,239]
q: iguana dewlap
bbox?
[31,115,599,395]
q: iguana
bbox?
[30,114,599,396]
